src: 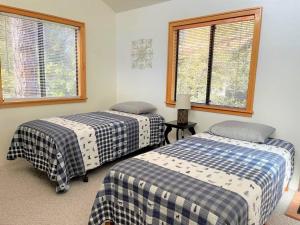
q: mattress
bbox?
[89,133,295,225]
[7,110,165,192]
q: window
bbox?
[0,4,86,108]
[166,8,262,116]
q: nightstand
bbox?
[164,120,197,144]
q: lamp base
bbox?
[177,109,188,124]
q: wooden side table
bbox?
[164,120,197,144]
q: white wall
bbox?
[0,0,116,165]
[116,0,300,190]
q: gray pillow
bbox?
[209,120,276,143]
[110,101,156,114]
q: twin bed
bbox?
[6,103,295,225]
[7,109,165,192]
[88,132,294,225]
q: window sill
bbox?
[0,97,87,108]
[166,101,253,117]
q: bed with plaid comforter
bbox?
[7,111,164,192]
[89,133,295,225]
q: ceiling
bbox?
[102,0,171,13]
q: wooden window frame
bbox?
[0,4,86,108]
[165,7,262,117]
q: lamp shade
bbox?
[176,94,191,109]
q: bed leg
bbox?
[82,174,89,182]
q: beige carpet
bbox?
[0,160,111,225]
[1,159,299,225]
[267,215,300,225]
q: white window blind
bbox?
[210,20,254,108]
[177,26,210,104]
[0,12,79,101]
[176,19,255,109]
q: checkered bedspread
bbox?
[7,111,164,192]
[89,133,295,225]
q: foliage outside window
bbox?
[166,8,262,116]
[0,4,86,108]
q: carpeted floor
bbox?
[1,159,299,225]
[266,190,300,225]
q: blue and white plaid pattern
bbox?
[7,112,165,192]
[162,137,292,224]
[143,113,165,145]
[89,135,294,225]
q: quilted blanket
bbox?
[89,133,294,225]
[7,111,165,192]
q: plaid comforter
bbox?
[89,133,295,225]
[7,111,165,192]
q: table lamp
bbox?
[176,94,191,124]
